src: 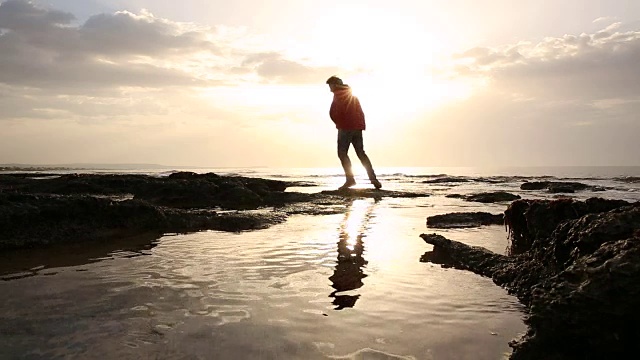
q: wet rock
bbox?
[420,234,507,277]
[422,177,470,184]
[521,181,598,193]
[206,211,286,232]
[133,178,224,209]
[614,176,640,183]
[3,172,289,211]
[0,173,431,250]
[466,191,521,203]
[504,198,631,255]
[471,176,519,184]
[0,193,285,251]
[167,171,206,180]
[279,180,317,188]
[445,193,466,199]
[420,198,640,360]
[0,193,167,250]
[547,184,576,193]
[426,212,504,229]
[506,205,640,360]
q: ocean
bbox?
[0,166,638,359]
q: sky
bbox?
[0,0,639,167]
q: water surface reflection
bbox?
[329,199,377,310]
[0,233,158,281]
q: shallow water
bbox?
[1,197,525,360]
[4,166,637,359]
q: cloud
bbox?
[398,23,640,166]
[0,0,337,90]
[593,16,616,24]
[80,10,216,56]
[0,0,74,30]
[0,0,337,121]
[240,52,339,84]
[0,0,216,91]
[452,24,640,102]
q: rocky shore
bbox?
[0,172,430,251]
[421,197,640,359]
[426,211,504,228]
[4,171,639,358]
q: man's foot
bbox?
[371,179,382,189]
[339,178,356,190]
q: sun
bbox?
[200,5,476,128]
[309,6,440,69]
[303,6,474,121]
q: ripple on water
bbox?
[326,348,420,360]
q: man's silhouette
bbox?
[326,76,382,190]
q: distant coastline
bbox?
[2,164,639,178]
[0,163,197,172]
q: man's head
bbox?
[326,76,348,92]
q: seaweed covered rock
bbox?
[422,177,470,184]
[520,181,606,193]
[0,193,285,250]
[507,204,640,360]
[426,212,503,228]
[614,176,640,183]
[133,177,224,208]
[421,198,640,360]
[0,172,424,250]
[420,234,508,277]
[445,193,466,199]
[1,172,289,210]
[466,191,521,203]
[504,198,630,255]
[0,193,168,249]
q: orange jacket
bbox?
[329,88,366,130]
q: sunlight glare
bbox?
[340,199,375,252]
[304,6,476,121]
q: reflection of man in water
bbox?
[329,199,376,310]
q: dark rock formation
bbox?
[422,177,470,184]
[443,192,520,202]
[466,191,521,203]
[1,172,289,210]
[426,212,503,228]
[614,176,640,183]
[520,181,604,193]
[420,198,640,360]
[420,234,507,277]
[0,172,429,250]
[444,194,467,199]
[504,198,630,255]
[0,172,297,250]
[0,193,285,251]
[445,193,466,199]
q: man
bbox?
[326,76,382,190]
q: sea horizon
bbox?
[3,163,640,179]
